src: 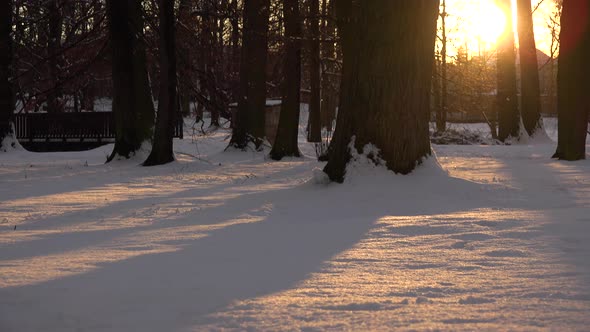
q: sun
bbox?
[443,0,510,58]
[474,1,508,45]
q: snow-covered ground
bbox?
[1,115,589,331]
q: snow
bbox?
[1,113,589,331]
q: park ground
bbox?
[1,115,589,331]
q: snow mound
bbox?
[0,128,24,153]
[344,139,447,184]
[309,168,331,185]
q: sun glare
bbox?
[475,1,507,45]
[444,0,511,58]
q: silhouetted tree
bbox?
[144,0,177,166]
[497,0,520,142]
[517,0,544,137]
[307,0,322,143]
[177,0,192,116]
[229,0,270,150]
[437,0,448,133]
[0,0,14,149]
[553,0,590,160]
[106,0,155,161]
[323,0,439,182]
[46,0,64,114]
[320,0,338,132]
[270,0,303,159]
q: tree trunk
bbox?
[437,0,448,133]
[228,0,270,150]
[201,1,220,128]
[553,0,590,160]
[230,0,240,101]
[433,54,441,128]
[144,0,177,166]
[177,0,192,116]
[320,0,337,131]
[307,0,322,143]
[46,0,63,114]
[497,0,520,142]
[270,0,303,160]
[0,0,14,149]
[517,0,544,137]
[106,0,155,161]
[323,0,438,182]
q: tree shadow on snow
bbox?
[0,169,493,332]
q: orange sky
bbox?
[440,0,560,60]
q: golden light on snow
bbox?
[0,214,267,288]
[196,209,590,331]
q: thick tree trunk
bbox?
[229,0,270,149]
[307,0,322,143]
[497,0,520,142]
[320,0,337,132]
[0,0,14,148]
[323,0,438,182]
[144,0,177,166]
[270,0,303,160]
[553,0,590,160]
[106,0,155,161]
[517,0,544,137]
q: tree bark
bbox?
[307,0,322,143]
[517,0,544,137]
[201,0,220,128]
[144,0,177,166]
[230,0,240,101]
[437,0,448,133]
[497,0,520,142]
[320,0,337,132]
[177,0,192,117]
[46,0,64,114]
[229,0,270,150]
[270,0,303,159]
[0,0,14,149]
[106,0,155,161]
[553,0,590,160]
[323,0,438,182]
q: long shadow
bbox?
[0,160,328,260]
[448,151,590,290]
[0,170,492,331]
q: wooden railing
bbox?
[14,112,183,142]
